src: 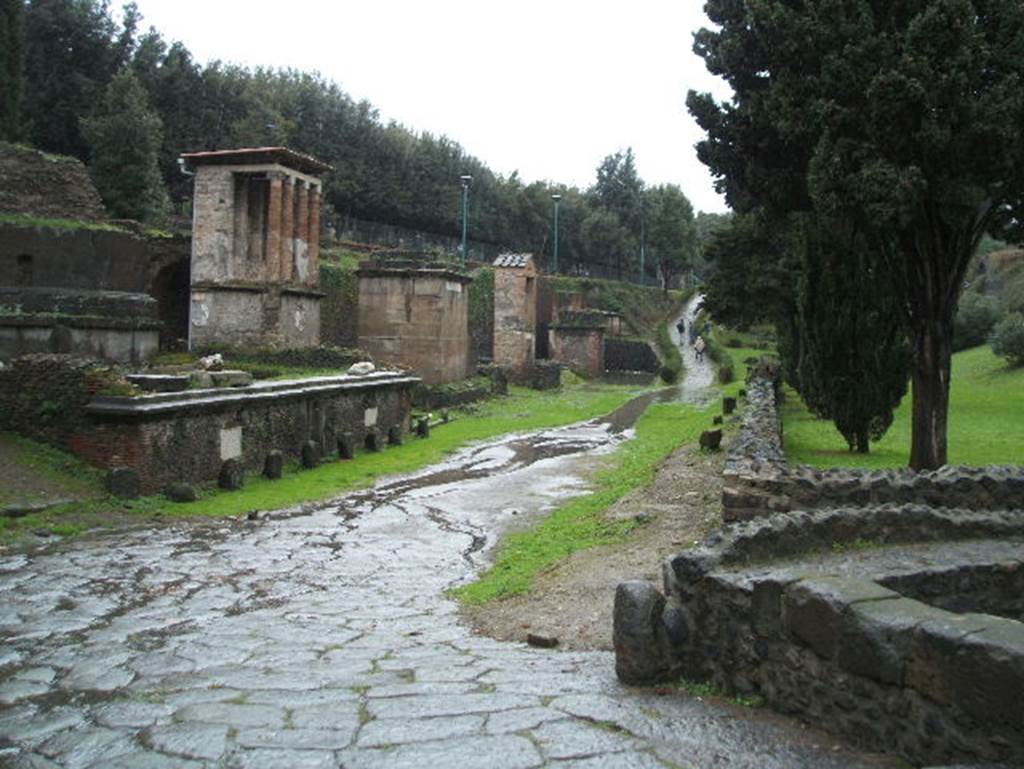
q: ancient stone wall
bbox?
[81,373,418,494]
[722,376,1024,521]
[492,254,537,377]
[615,505,1024,766]
[356,262,473,385]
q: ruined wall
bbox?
[492,258,536,376]
[0,143,107,222]
[615,505,1024,767]
[722,377,1024,521]
[548,326,605,378]
[76,373,418,494]
[356,262,472,385]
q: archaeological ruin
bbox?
[356,258,473,385]
[614,369,1024,767]
[492,253,538,378]
[181,147,330,350]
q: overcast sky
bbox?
[129,1,733,214]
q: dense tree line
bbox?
[1,0,705,283]
[690,0,1024,467]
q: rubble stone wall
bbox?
[722,376,1024,521]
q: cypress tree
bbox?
[0,0,25,141]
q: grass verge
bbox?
[0,383,651,547]
[451,399,713,605]
[782,345,1024,468]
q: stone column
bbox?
[307,184,321,287]
[293,181,310,284]
[280,176,295,283]
[265,173,283,282]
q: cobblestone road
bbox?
[0,414,903,768]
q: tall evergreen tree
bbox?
[689,0,1024,469]
[0,0,25,141]
[644,184,697,291]
[81,68,168,221]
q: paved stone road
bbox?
[0,413,904,768]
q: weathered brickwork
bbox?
[492,253,537,377]
[356,260,473,385]
[549,325,605,378]
[181,148,330,350]
[604,338,659,373]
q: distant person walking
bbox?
[693,335,706,362]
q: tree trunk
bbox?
[909,315,953,470]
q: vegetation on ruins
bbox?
[690,0,1024,469]
[3,0,702,282]
[80,69,169,222]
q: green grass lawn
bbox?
[452,398,715,605]
[0,382,653,546]
[782,345,1024,468]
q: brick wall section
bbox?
[604,338,659,373]
[492,256,537,376]
[356,262,473,385]
[548,326,605,378]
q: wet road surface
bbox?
[0,382,903,768]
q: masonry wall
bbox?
[79,375,416,493]
[549,326,605,378]
[356,265,472,385]
[493,268,536,376]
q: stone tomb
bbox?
[492,253,538,378]
[356,259,473,385]
[549,316,606,378]
[81,371,419,494]
[181,147,330,350]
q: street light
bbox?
[459,175,473,264]
[551,193,562,274]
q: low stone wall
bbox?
[80,372,418,494]
[604,338,659,373]
[549,325,605,378]
[722,375,1024,521]
[614,505,1024,766]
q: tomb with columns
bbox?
[180,147,331,350]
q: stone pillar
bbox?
[265,173,283,282]
[293,181,310,284]
[280,176,295,283]
[307,184,321,288]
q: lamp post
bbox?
[459,175,472,264]
[551,193,562,274]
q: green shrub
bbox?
[659,364,679,384]
[953,292,1002,351]
[717,364,735,385]
[990,312,1024,366]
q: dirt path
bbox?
[462,294,727,650]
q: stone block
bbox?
[613,581,670,685]
[165,482,198,503]
[338,432,355,460]
[723,396,737,415]
[218,458,243,491]
[209,370,253,388]
[948,615,1024,727]
[387,425,403,446]
[301,440,320,469]
[784,578,898,660]
[839,597,934,685]
[107,467,140,499]
[906,610,990,706]
[364,429,381,452]
[416,416,430,438]
[263,450,283,480]
[713,415,723,426]
[751,578,788,639]
[699,429,723,451]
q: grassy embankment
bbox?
[0,382,652,546]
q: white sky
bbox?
[129,1,733,214]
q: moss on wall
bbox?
[468,266,494,362]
